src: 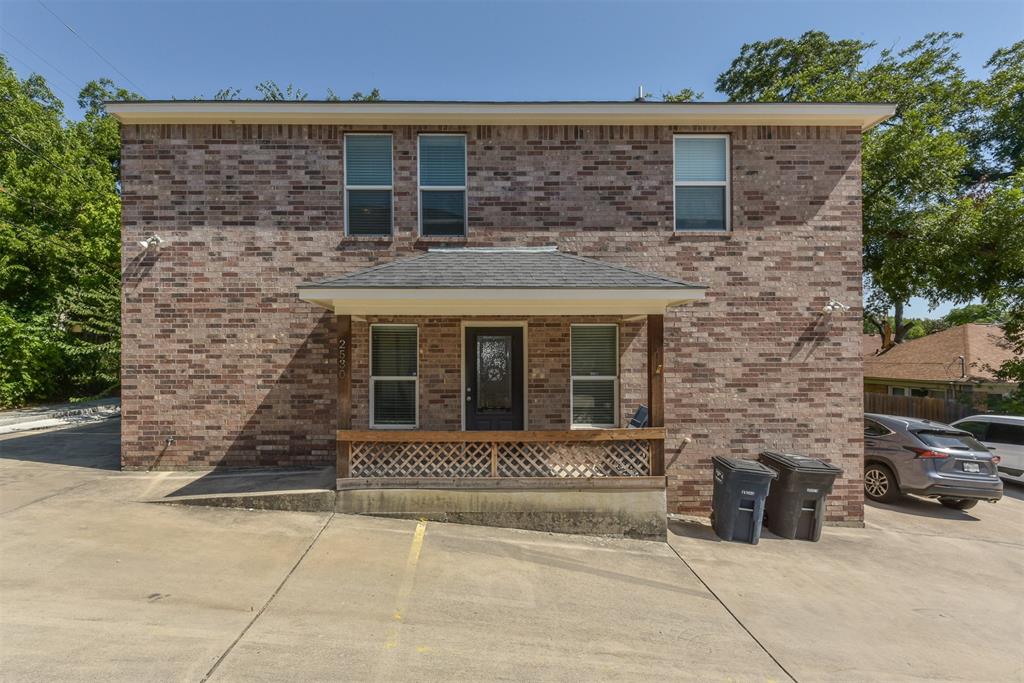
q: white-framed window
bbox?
[418,133,467,236]
[889,386,907,396]
[673,134,730,231]
[345,133,393,236]
[370,324,418,428]
[570,324,618,428]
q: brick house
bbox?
[865,324,1017,408]
[109,101,894,537]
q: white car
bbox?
[952,415,1024,485]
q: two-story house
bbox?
[109,100,895,538]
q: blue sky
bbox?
[2,0,1020,316]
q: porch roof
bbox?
[298,247,705,315]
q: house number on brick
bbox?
[338,339,348,379]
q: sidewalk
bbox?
[0,397,121,435]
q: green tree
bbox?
[254,81,308,101]
[662,89,704,102]
[969,40,1023,181]
[943,300,1008,327]
[349,88,382,102]
[714,32,1021,350]
[0,57,125,406]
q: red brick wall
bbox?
[121,123,864,523]
[349,316,645,431]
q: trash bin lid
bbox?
[712,456,778,478]
[760,450,843,475]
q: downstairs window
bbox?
[570,325,618,428]
[370,325,417,428]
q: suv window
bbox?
[915,430,986,451]
[987,422,1024,446]
[864,419,889,437]
[955,421,989,440]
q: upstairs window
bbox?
[674,135,729,231]
[570,325,618,428]
[419,134,467,236]
[370,325,417,428]
[345,134,393,236]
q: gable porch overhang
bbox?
[297,247,706,316]
[296,249,701,535]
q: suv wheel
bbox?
[864,463,900,503]
[939,498,978,511]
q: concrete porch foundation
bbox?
[335,477,668,540]
[152,472,668,540]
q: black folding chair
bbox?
[628,404,649,429]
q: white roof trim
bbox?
[106,101,897,130]
[298,287,704,316]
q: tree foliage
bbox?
[716,32,1023,357]
[0,57,125,405]
[662,89,704,102]
[0,61,388,407]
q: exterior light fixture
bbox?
[821,299,851,315]
[138,234,164,250]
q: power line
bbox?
[36,0,146,97]
[0,216,121,279]
[0,129,93,192]
[1,26,82,92]
[0,184,69,218]
[1,49,78,103]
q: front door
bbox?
[465,327,524,431]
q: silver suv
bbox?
[864,413,1003,510]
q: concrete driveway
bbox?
[1,420,1022,681]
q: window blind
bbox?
[674,135,729,231]
[572,381,616,427]
[419,135,466,186]
[419,135,467,236]
[346,135,392,236]
[675,187,726,231]
[674,137,726,182]
[371,326,417,427]
[371,326,417,377]
[571,325,617,427]
[571,326,617,376]
[346,135,392,186]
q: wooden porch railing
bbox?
[336,428,666,479]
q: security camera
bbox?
[821,299,851,315]
[138,235,164,250]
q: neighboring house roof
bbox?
[297,247,704,316]
[863,334,882,357]
[864,324,1016,384]
[301,247,701,290]
[105,101,896,130]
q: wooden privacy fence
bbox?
[864,393,974,424]
[337,428,666,479]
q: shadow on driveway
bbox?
[163,467,335,498]
[0,419,120,471]
[866,495,991,522]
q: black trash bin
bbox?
[710,456,777,544]
[758,451,843,541]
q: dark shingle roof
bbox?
[300,248,702,291]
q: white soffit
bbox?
[106,101,897,131]
[297,288,705,316]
